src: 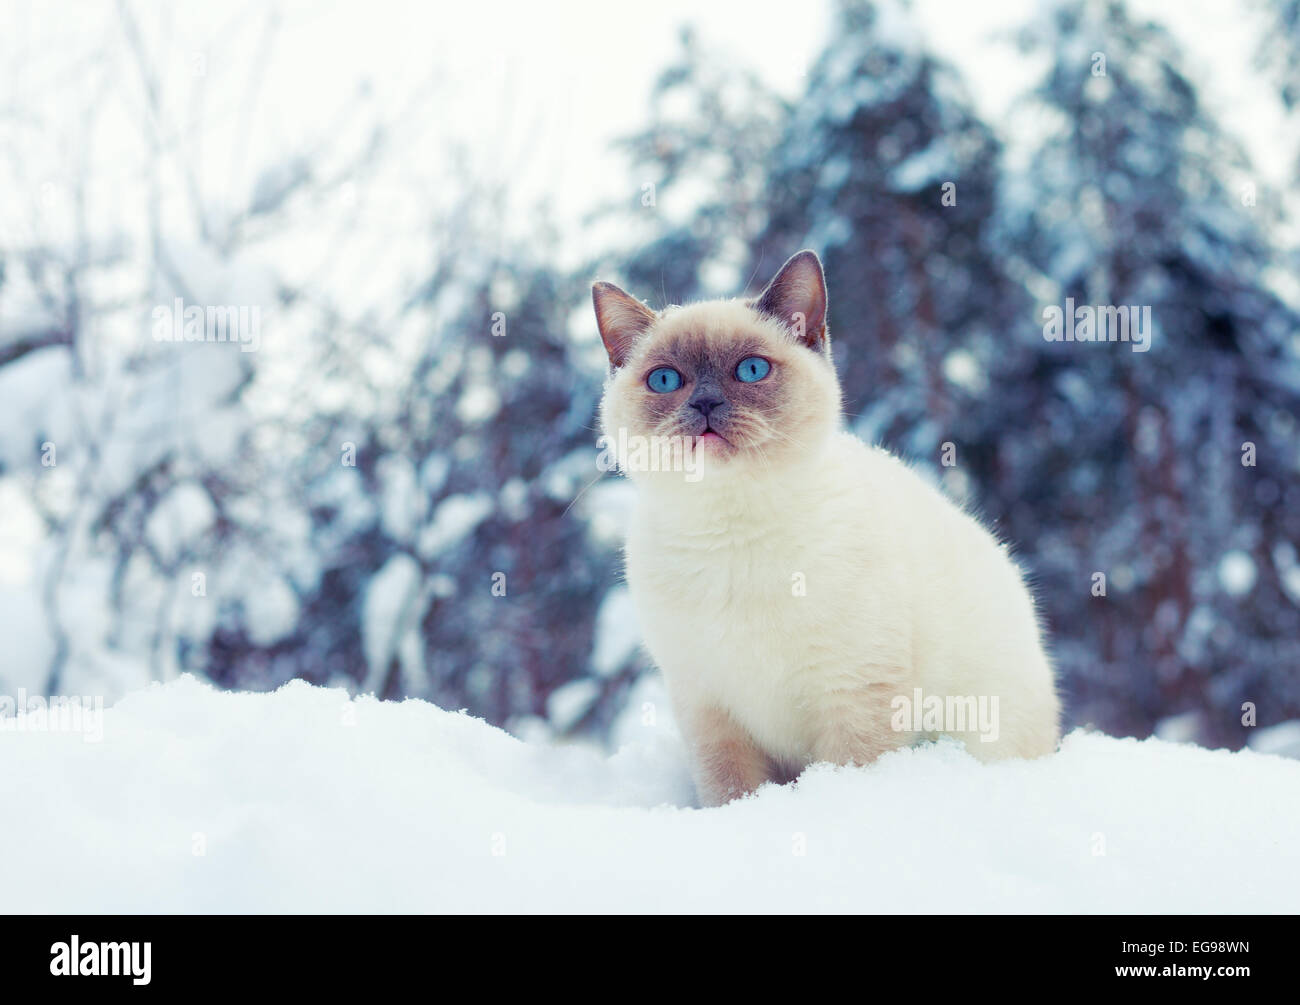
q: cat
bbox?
[593,250,1061,807]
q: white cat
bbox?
[593,250,1060,806]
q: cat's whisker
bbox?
[562,470,610,519]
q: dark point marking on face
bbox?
[630,324,792,441]
[597,251,838,466]
[641,330,769,377]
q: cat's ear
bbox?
[592,281,656,368]
[754,250,828,351]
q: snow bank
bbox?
[3,676,1297,913]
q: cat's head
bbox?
[594,251,842,485]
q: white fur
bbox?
[599,295,1060,806]
[626,432,1059,777]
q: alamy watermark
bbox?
[1042,298,1151,353]
[596,430,703,482]
[0,691,104,742]
[891,687,1000,743]
[151,297,260,352]
[50,936,150,985]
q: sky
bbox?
[0,0,1292,263]
[251,0,1291,250]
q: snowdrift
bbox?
[2,676,1296,913]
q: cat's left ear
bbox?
[754,250,828,352]
[592,281,656,368]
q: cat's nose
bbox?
[689,397,725,417]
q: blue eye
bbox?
[735,356,771,382]
[647,367,683,393]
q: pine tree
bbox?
[749,0,1025,465]
[606,26,785,302]
[1257,0,1300,113]
[1001,0,1300,743]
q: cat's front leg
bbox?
[684,704,778,807]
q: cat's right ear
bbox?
[592,281,656,368]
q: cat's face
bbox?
[594,251,842,483]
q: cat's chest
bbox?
[627,519,834,670]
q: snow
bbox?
[1249,720,1300,759]
[455,382,502,424]
[0,347,74,470]
[890,142,954,192]
[361,554,422,686]
[416,493,493,559]
[1272,541,1300,606]
[1217,550,1257,596]
[376,456,423,543]
[0,582,55,694]
[144,482,217,567]
[544,678,601,732]
[942,348,987,394]
[242,575,301,648]
[1153,711,1203,744]
[590,585,641,677]
[2,675,1296,913]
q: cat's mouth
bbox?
[696,425,731,448]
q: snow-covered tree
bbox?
[603,26,786,302]
[749,0,1026,463]
[997,0,1300,743]
[1257,0,1300,113]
